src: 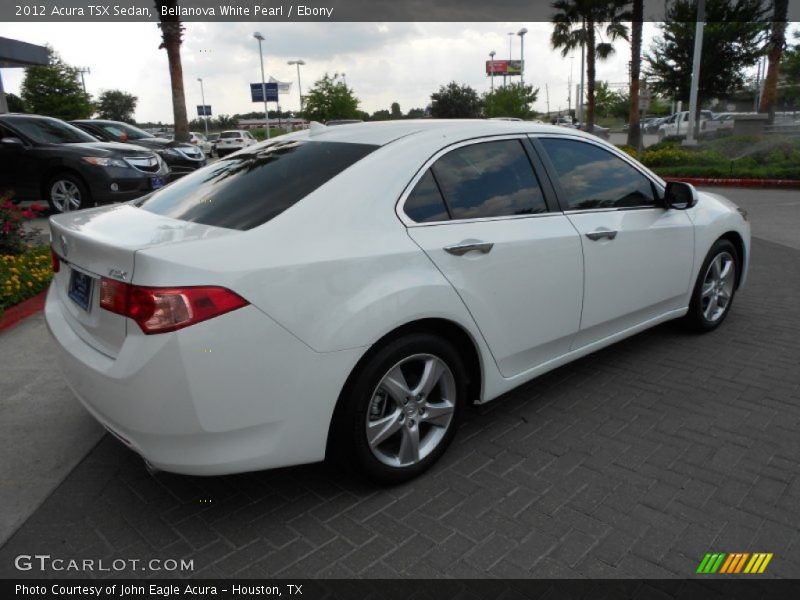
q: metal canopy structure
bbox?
[0,37,49,113]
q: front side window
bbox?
[136,140,377,230]
[429,139,547,220]
[539,138,656,211]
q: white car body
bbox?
[45,120,750,476]
[188,132,212,156]
[216,130,258,155]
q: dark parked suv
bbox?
[71,119,206,178]
[0,114,170,213]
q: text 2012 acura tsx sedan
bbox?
[46,121,750,483]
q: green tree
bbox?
[155,0,189,142]
[95,90,138,122]
[627,0,644,148]
[390,102,402,119]
[303,73,361,122]
[759,0,789,122]
[406,107,426,119]
[370,109,391,121]
[645,0,768,107]
[430,82,482,118]
[214,114,239,129]
[551,0,630,128]
[20,49,93,120]
[593,81,619,118]
[483,83,539,119]
[4,93,26,113]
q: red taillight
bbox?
[50,248,60,273]
[99,278,248,334]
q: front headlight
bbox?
[82,156,129,168]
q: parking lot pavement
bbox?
[1,192,799,579]
[609,132,659,148]
[0,313,104,547]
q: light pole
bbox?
[197,78,209,137]
[506,32,514,87]
[287,59,306,119]
[685,0,705,145]
[77,67,90,95]
[517,28,527,87]
[489,50,496,94]
[253,31,270,140]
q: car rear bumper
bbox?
[45,284,363,475]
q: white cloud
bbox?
[0,21,657,122]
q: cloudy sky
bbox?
[0,21,661,122]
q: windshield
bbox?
[5,116,98,144]
[99,122,154,141]
[135,139,377,230]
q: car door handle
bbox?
[585,229,618,241]
[443,242,494,256]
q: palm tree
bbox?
[551,0,630,129]
[759,0,789,123]
[627,0,644,148]
[155,0,189,142]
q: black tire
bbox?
[683,239,740,332]
[332,333,466,484]
[46,172,90,213]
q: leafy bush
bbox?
[634,135,800,179]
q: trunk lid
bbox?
[49,204,237,357]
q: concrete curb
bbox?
[0,290,47,333]
[664,177,800,189]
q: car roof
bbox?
[292,119,598,147]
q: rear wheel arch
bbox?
[326,318,483,457]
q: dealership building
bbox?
[0,37,49,113]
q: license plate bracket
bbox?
[68,269,93,312]
[151,176,165,190]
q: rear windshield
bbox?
[220,132,241,138]
[135,139,377,230]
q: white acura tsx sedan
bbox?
[46,120,750,483]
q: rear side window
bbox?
[136,140,377,230]
[431,140,547,220]
[404,170,450,223]
[539,138,656,210]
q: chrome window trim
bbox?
[530,133,667,214]
[395,134,556,228]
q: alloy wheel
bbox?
[365,353,456,468]
[700,251,735,322]
[51,180,82,212]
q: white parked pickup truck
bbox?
[658,110,713,141]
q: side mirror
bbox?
[0,137,25,150]
[663,181,698,210]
